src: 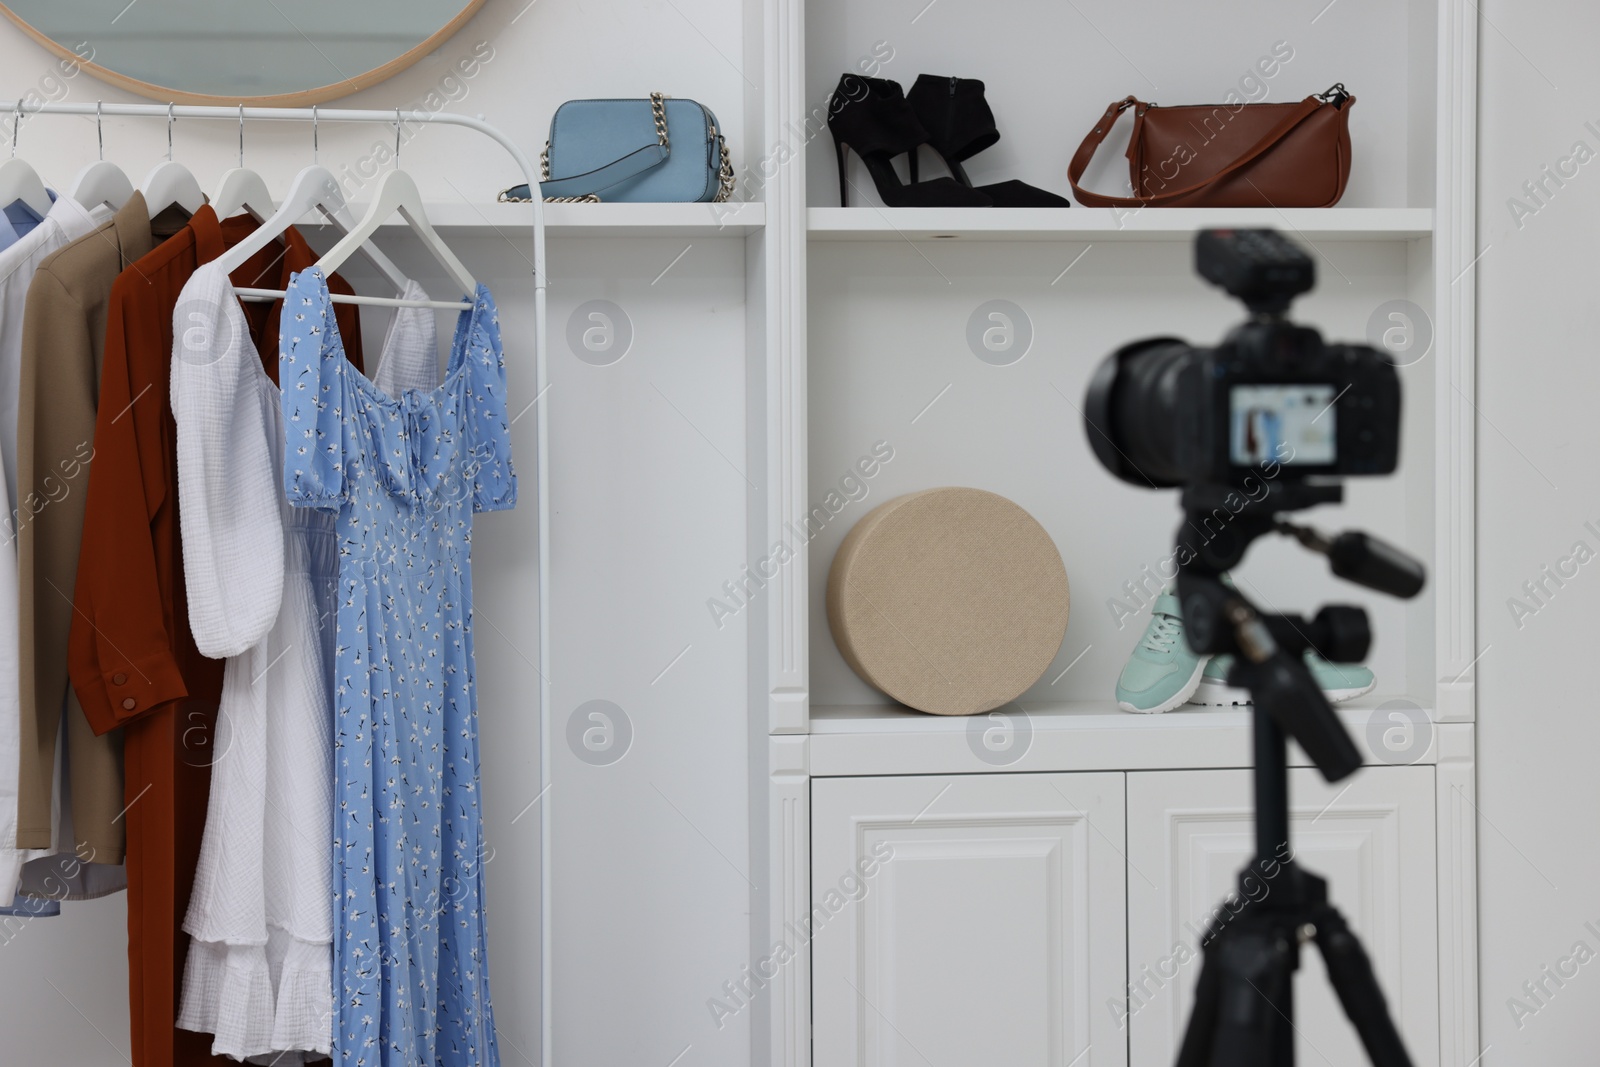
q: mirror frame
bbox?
[0,0,489,106]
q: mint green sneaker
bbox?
[1191,652,1376,706]
[1115,591,1207,714]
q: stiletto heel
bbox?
[827,74,992,208]
[906,74,1073,208]
[836,139,850,207]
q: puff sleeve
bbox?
[458,285,517,512]
[279,268,346,509]
[171,266,285,658]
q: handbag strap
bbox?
[1067,93,1336,208]
[533,92,673,202]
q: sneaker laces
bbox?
[1139,611,1183,654]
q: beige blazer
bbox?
[15,193,153,859]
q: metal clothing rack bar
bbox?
[233,287,476,310]
[0,99,553,1063]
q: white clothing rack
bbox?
[0,99,553,1062]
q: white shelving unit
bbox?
[742,0,1480,1065]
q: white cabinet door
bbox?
[1125,766,1439,1067]
[811,773,1127,1067]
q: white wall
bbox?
[1476,1,1600,1061]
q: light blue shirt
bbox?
[0,190,56,253]
[0,893,60,918]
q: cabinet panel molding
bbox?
[812,773,1127,1066]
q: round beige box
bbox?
[826,487,1070,715]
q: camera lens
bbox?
[1084,339,1196,488]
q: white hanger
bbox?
[215,165,413,295]
[210,166,273,222]
[0,160,51,220]
[69,102,132,211]
[0,106,51,218]
[221,162,440,307]
[316,169,474,306]
[215,163,344,276]
[210,110,409,291]
[142,161,207,216]
[210,109,272,221]
[219,110,429,306]
[71,161,133,212]
[139,105,206,217]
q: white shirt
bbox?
[0,194,115,907]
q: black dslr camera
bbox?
[1083,227,1424,780]
[1084,228,1401,489]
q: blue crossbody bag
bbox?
[500,92,734,204]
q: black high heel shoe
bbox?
[906,75,1073,208]
[828,74,992,207]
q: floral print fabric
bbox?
[279,267,514,1066]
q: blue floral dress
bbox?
[279,268,515,1066]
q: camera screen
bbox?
[1229,384,1338,467]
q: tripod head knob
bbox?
[1177,570,1367,783]
[1326,531,1426,599]
[1276,520,1427,600]
[1309,605,1370,664]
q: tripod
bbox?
[1170,482,1423,1067]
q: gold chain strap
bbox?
[505,92,732,205]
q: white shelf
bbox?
[808,696,1437,777]
[541,200,765,236]
[298,201,766,237]
[807,207,1433,242]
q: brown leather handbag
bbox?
[1068,84,1355,208]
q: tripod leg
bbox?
[1311,904,1416,1067]
[1177,913,1297,1067]
[1174,941,1220,1067]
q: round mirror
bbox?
[0,0,488,106]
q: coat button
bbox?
[112,672,128,685]
[121,697,137,711]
